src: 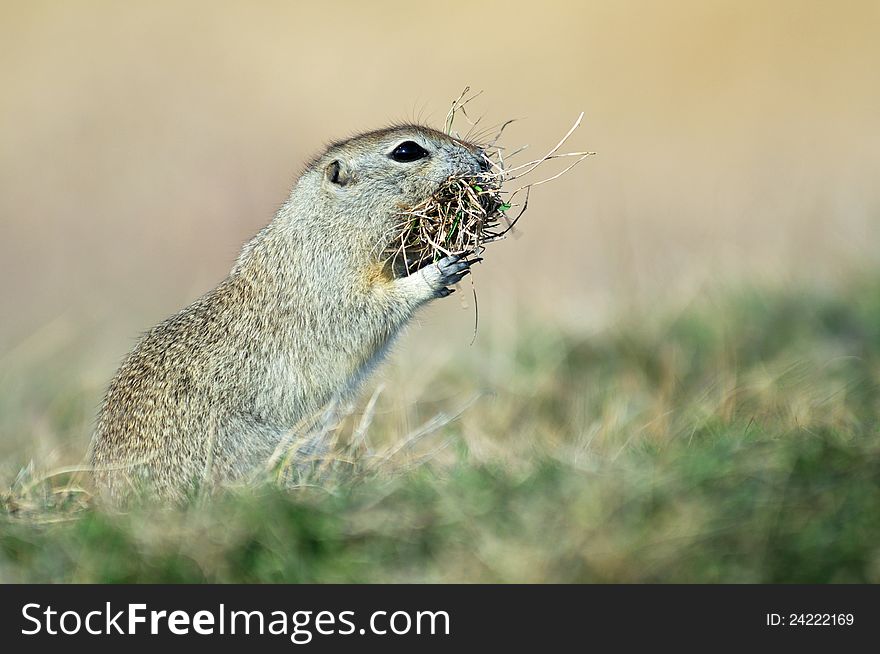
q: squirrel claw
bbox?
[415,253,478,299]
[435,254,474,290]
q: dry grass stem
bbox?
[387,93,594,274]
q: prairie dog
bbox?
[89,125,485,502]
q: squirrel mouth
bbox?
[382,172,510,276]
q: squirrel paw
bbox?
[420,253,481,297]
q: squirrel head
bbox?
[299,125,488,256]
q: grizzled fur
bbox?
[89,125,483,502]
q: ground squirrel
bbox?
[89,125,486,502]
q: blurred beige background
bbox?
[1,1,879,463]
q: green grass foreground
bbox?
[2,280,880,582]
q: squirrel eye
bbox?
[389,141,429,162]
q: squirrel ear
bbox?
[325,159,352,187]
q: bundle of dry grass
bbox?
[388,171,508,274]
[386,88,593,275]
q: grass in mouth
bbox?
[386,87,593,275]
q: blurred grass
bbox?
[2,277,880,582]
